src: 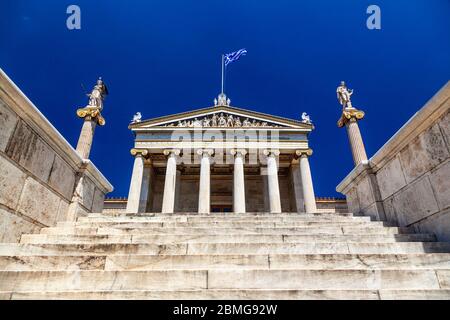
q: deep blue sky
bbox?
[1,0,449,198]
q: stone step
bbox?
[187,243,450,255]
[2,289,450,300]
[2,242,450,256]
[78,215,368,223]
[104,253,450,271]
[40,223,412,235]
[36,226,415,237]
[58,220,391,229]
[2,254,449,271]
[87,212,356,218]
[22,233,436,244]
[0,269,448,291]
[0,243,188,256]
[92,225,415,235]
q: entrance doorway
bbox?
[211,205,233,213]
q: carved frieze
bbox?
[162,112,281,128]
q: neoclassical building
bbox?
[125,93,317,214]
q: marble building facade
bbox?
[125,94,317,214]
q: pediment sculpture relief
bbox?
[163,113,281,128]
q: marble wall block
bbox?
[6,120,55,182]
[415,208,450,242]
[17,178,62,226]
[0,155,27,210]
[429,160,450,211]
[48,155,76,200]
[0,99,18,152]
[399,123,449,184]
[0,208,40,243]
[376,156,407,200]
[91,187,106,213]
[356,175,375,210]
[392,176,439,226]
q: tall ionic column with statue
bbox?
[75,78,108,159]
[336,81,368,166]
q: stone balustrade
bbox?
[337,81,450,241]
[0,69,113,242]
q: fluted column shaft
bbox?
[290,162,305,213]
[198,149,213,214]
[297,150,317,213]
[264,150,282,213]
[76,119,96,159]
[174,169,182,212]
[126,149,150,213]
[346,118,368,166]
[162,149,180,214]
[232,149,246,213]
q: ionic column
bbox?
[162,149,180,214]
[263,150,281,213]
[75,108,105,159]
[290,160,305,213]
[231,149,247,213]
[197,149,214,214]
[174,169,182,212]
[126,149,150,213]
[262,174,270,212]
[296,149,317,213]
[337,104,367,166]
[346,118,368,166]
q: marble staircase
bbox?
[1,212,450,299]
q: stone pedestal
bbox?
[126,149,150,214]
[162,149,180,214]
[198,149,213,214]
[297,149,317,213]
[264,150,282,213]
[231,149,246,213]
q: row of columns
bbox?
[126,148,317,214]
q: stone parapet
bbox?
[337,81,450,241]
[0,69,113,242]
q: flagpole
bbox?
[221,54,224,94]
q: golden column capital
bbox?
[130,148,149,158]
[163,149,181,157]
[196,148,215,157]
[230,149,247,157]
[337,107,365,128]
[76,106,106,126]
[295,149,313,158]
[263,149,280,157]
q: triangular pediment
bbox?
[130,105,313,130]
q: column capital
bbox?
[76,106,106,126]
[337,107,365,128]
[295,149,313,159]
[230,149,247,157]
[163,149,181,157]
[130,148,149,158]
[263,149,280,157]
[196,148,214,157]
